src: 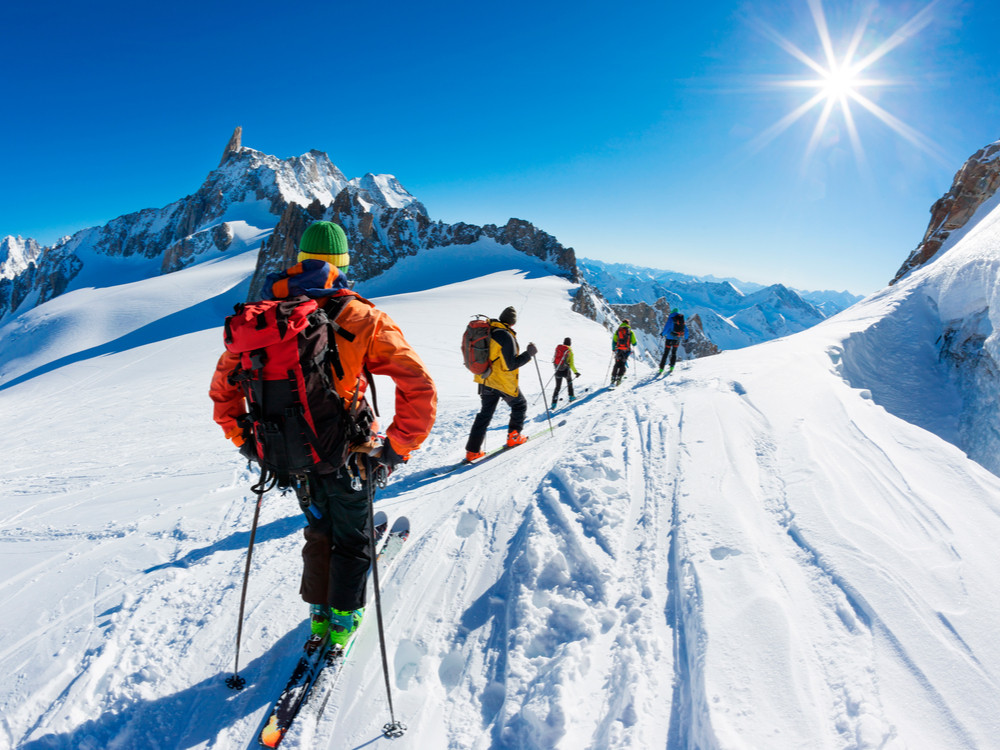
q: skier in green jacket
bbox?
[550,337,580,408]
[610,320,637,387]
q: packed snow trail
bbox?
[3,251,1000,749]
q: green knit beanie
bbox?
[297,221,350,269]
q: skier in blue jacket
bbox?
[659,308,688,373]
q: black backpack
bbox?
[672,314,686,336]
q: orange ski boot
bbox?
[506,430,528,447]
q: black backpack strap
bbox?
[318,296,359,381]
[364,365,380,418]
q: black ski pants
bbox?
[297,467,373,612]
[611,350,631,384]
[552,367,574,402]
[659,338,680,370]
[465,384,527,453]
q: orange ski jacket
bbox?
[210,291,436,458]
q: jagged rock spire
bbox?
[219,126,243,167]
[891,140,1000,285]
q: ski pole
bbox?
[226,466,276,691]
[534,354,555,433]
[366,457,406,738]
[530,369,557,410]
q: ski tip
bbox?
[373,510,387,526]
[389,516,410,534]
[260,716,285,748]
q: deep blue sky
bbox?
[3,0,999,293]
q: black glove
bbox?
[574,372,581,379]
[236,415,258,463]
[364,439,407,489]
[239,440,258,463]
[376,439,408,469]
[525,342,538,358]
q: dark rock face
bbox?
[0,245,83,318]
[246,203,580,302]
[161,222,236,274]
[219,126,243,167]
[571,281,615,323]
[487,219,578,276]
[892,140,1000,284]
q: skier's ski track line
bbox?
[486,388,671,747]
[610,398,674,749]
[369,386,668,749]
[660,398,719,750]
[476,402,613,748]
[503,397,638,748]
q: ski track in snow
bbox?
[4,255,1000,749]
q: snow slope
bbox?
[1,241,999,749]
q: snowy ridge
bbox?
[841,191,1000,475]
[2,238,1000,748]
[348,173,427,215]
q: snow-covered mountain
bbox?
[0,128,576,325]
[3,138,1000,749]
[0,235,41,280]
[578,258,863,358]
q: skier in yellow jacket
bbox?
[464,306,537,462]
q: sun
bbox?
[750,0,942,168]
[820,65,859,100]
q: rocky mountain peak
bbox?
[348,173,428,217]
[892,139,1000,284]
[219,126,243,167]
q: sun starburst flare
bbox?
[749,0,945,169]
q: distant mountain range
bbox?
[575,259,863,360]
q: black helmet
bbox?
[563,337,571,345]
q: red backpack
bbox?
[461,315,494,377]
[615,326,632,350]
[224,294,374,476]
[553,344,569,368]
